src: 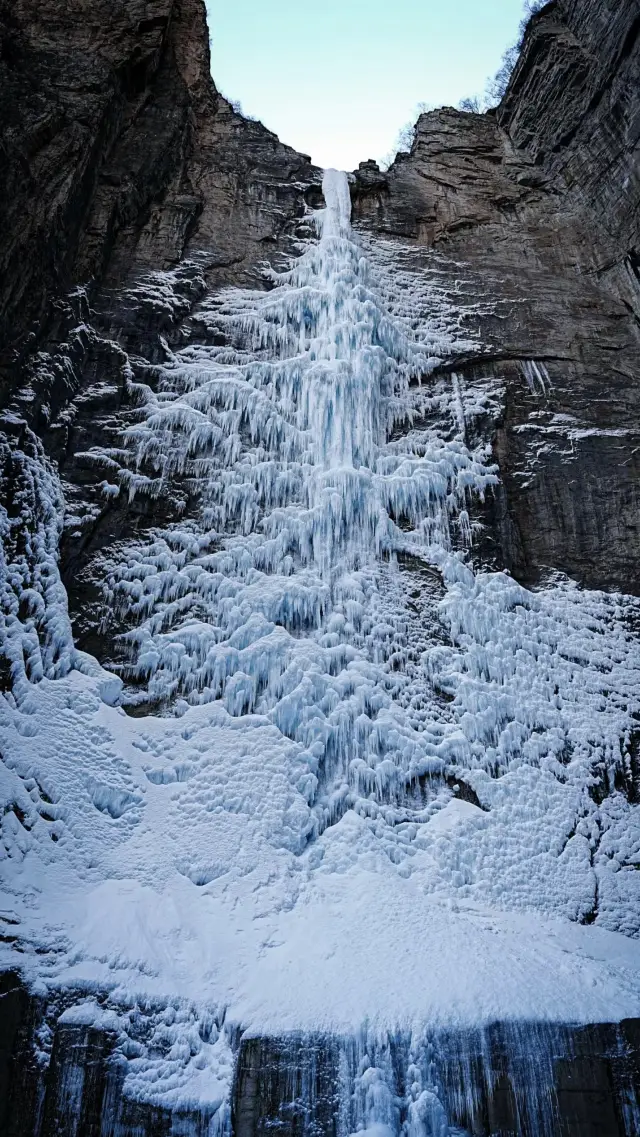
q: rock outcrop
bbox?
[0,0,321,660]
[0,0,319,407]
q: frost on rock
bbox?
[1,170,640,1123]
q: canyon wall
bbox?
[0,0,321,660]
[0,0,317,366]
[1,0,639,655]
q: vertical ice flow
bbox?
[322,167,352,238]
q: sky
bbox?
[205,0,526,170]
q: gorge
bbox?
[1,0,640,1133]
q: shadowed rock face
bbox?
[1,0,638,617]
[0,974,217,1137]
[0,0,321,653]
[353,0,640,592]
[0,0,320,403]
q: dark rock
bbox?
[233,1035,342,1137]
[231,1021,640,1137]
[1,0,638,619]
[0,0,321,657]
[0,0,320,407]
[0,979,222,1137]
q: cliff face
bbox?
[1,0,638,645]
[353,0,640,592]
[0,0,321,658]
[2,975,639,1137]
[0,0,319,402]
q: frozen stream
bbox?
[2,171,640,1129]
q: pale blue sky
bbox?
[205,0,525,170]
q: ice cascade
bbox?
[96,170,640,858]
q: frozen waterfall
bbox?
[2,169,640,1134]
[98,170,640,847]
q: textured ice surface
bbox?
[2,171,640,1124]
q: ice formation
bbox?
[2,170,640,1132]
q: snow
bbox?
[2,169,640,1125]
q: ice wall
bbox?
[4,980,640,1137]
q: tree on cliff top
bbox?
[459,0,550,112]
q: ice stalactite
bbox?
[228,1022,640,1136]
[0,419,76,704]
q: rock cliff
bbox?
[1,0,638,652]
[0,0,318,368]
[2,973,640,1136]
[353,0,640,591]
[0,0,321,659]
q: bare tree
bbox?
[458,0,550,113]
[380,102,433,170]
[458,95,482,114]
